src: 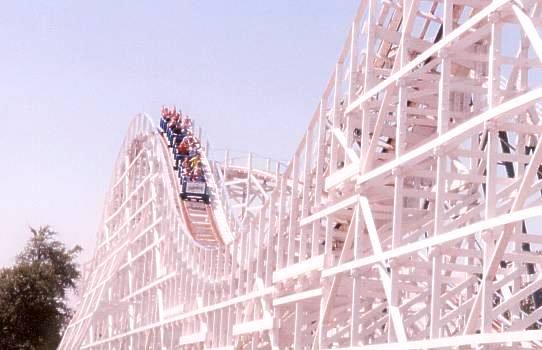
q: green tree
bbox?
[0,226,82,350]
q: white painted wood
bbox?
[60,1,542,348]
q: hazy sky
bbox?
[0,1,360,266]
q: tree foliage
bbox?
[0,226,81,350]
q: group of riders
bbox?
[160,106,205,183]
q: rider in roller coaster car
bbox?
[180,157,192,180]
[160,106,172,131]
[189,154,201,170]
[180,115,192,135]
[191,164,205,182]
[176,137,191,156]
[182,115,192,127]
[171,120,184,139]
[174,137,191,169]
[179,157,193,196]
[166,112,181,145]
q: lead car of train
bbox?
[160,117,211,204]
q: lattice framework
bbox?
[60,0,542,348]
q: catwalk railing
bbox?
[60,0,542,348]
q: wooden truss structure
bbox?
[60,0,542,348]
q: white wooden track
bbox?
[59,0,542,348]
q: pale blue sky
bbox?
[0,1,360,265]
